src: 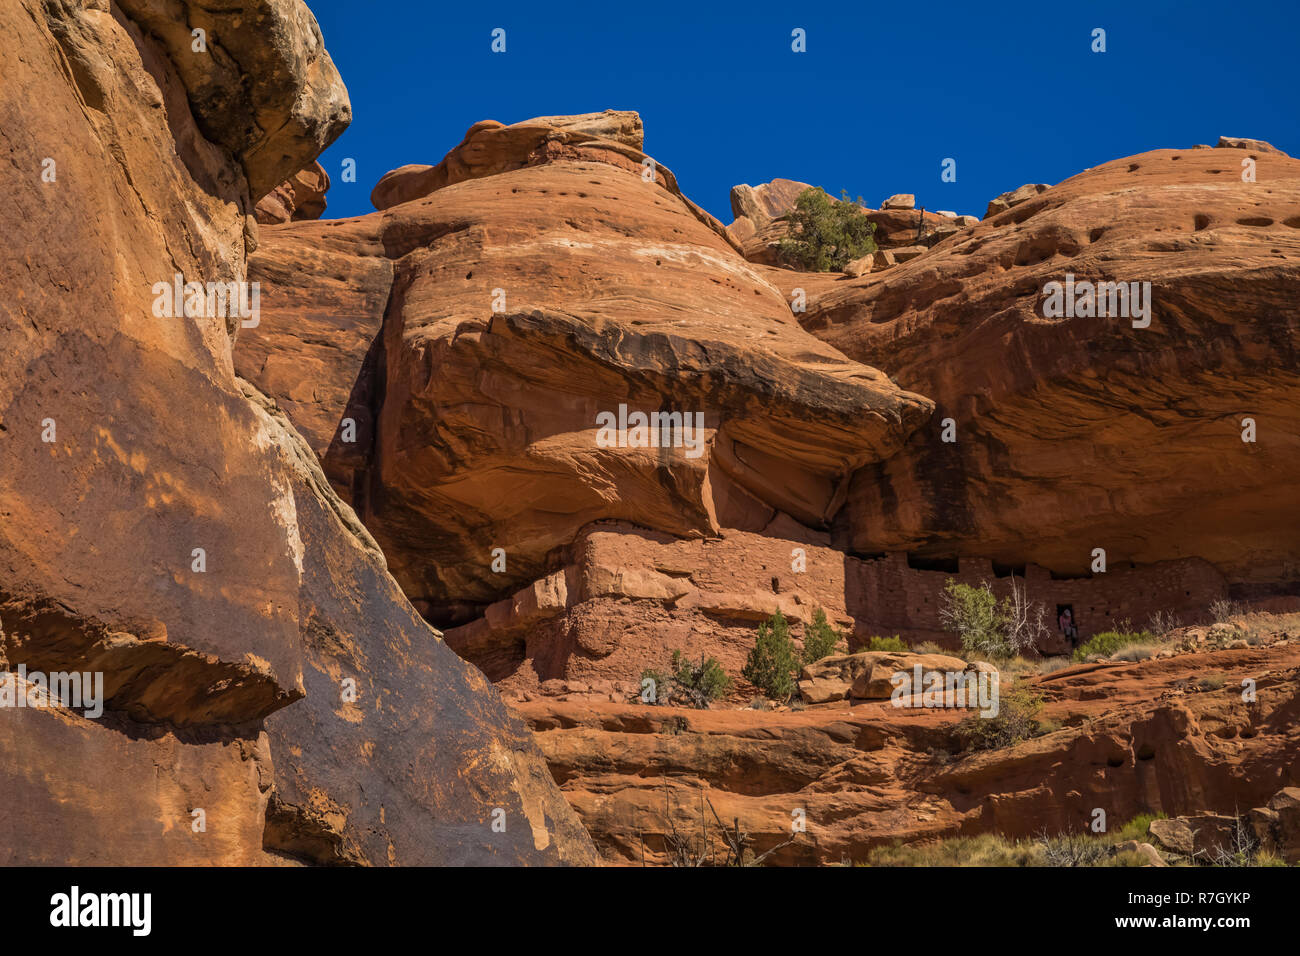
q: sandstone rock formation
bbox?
[9,0,1297,875]
[730,178,814,226]
[797,649,982,703]
[369,109,651,211]
[520,630,1300,864]
[239,113,1298,868]
[115,0,352,199]
[984,182,1049,219]
[1,0,594,866]
[256,160,331,224]
[802,145,1300,593]
[242,113,932,624]
[726,182,970,271]
[441,522,1224,692]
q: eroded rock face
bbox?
[802,147,1300,591]
[730,178,813,225]
[1,0,595,866]
[244,114,933,621]
[520,638,1300,864]
[246,385,596,865]
[370,110,655,212]
[444,523,1225,692]
[115,0,352,198]
[256,161,331,224]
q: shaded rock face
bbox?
[1,0,595,866]
[802,147,1300,592]
[243,115,932,621]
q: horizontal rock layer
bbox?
[520,637,1300,864]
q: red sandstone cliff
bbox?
[4,1,1297,870]
[800,145,1300,592]
[0,0,594,866]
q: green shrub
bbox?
[940,581,1009,659]
[777,188,878,272]
[1072,630,1158,662]
[864,635,908,653]
[743,610,799,700]
[674,651,730,703]
[639,650,730,708]
[801,607,845,664]
[954,686,1045,751]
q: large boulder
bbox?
[1149,814,1243,860]
[1216,135,1282,154]
[115,0,351,198]
[243,115,933,621]
[799,650,975,702]
[1249,787,1300,862]
[0,0,594,866]
[523,109,644,148]
[984,182,1049,219]
[729,178,814,226]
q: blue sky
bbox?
[309,0,1298,223]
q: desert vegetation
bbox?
[860,812,1289,867]
[940,578,1047,660]
[953,685,1047,751]
[641,650,731,708]
[1072,628,1160,662]
[777,187,878,271]
[801,607,845,663]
